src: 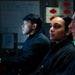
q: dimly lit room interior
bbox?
[0,0,75,75]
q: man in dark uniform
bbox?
[0,14,50,75]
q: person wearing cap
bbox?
[30,16,75,75]
[0,14,50,75]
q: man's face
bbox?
[22,20,33,35]
[69,13,75,40]
[49,17,69,42]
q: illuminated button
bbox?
[50,9,57,14]
[50,16,55,21]
[63,10,70,14]
[63,2,70,7]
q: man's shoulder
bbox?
[30,33,50,45]
[35,33,49,40]
[35,33,50,43]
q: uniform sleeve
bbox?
[1,38,50,68]
[54,60,75,75]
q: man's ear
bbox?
[66,29,71,36]
[32,23,37,29]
